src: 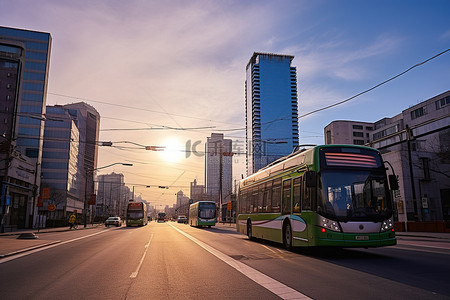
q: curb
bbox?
[0,240,61,259]
[395,233,450,240]
[0,224,102,237]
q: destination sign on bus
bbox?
[321,148,381,168]
[128,202,144,209]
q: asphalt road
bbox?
[1,222,449,300]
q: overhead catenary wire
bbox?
[47,48,450,139]
[298,48,450,119]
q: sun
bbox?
[159,138,185,163]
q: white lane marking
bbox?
[169,223,310,300]
[0,229,110,264]
[130,233,153,278]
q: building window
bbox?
[365,126,373,131]
[353,139,364,145]
[411,106,427,120]
[326,130,331,144]
[373,125,399,140]
[352,125,363,130]
[353,132,364,137]
[435,96,450,110]
[421,157,430,180]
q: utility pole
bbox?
[406,125,419,221]
[219,141,223,223]
[30,161,40,228]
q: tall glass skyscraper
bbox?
[245,52,299,175]
[0,27,51,230]
[0,26,52,159]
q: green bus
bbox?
[189,201,216,228]
[237,145,397,249]
[126,202,148,226]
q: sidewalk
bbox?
[0,224,102,258]
[395,231,450,240]
[214,222,450,241]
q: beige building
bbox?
[324,90,450,231]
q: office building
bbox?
[97,173,127,219]
[205,133,232,206]
[324,120,374,145]
[38,103,99,225]
[245,52,299,175]
[325,90,450,231]
[190,179,207,202]
[0,39,31,230]
[0,26,51,230]
[62,102,100,215]
[0,26,52,159]
[40,106,82,226]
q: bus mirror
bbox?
[389,175,399,190]
[305,171,317,188]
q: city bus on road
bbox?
[126,202,148,226]
[189,201,216,228]
[157,212,166,222]
[237,145,398,249]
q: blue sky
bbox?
[1,0,449,206]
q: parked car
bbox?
[177,215,187,224]
[105,217,122,227]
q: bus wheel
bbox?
[283,222,293,250]
[247,220,253,240]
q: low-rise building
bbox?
[324,90,450,231]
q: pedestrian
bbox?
[68,214,76,229]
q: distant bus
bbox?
[189,201,216,228]
[237,145,398,249]
[157,212,166,222]
[126,202,148,226]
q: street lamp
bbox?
[84,162,133,227]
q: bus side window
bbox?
[282,180,292,215]
[240,191,247,214]
[293,177,301,213]
[265,181,272,212]
[246,190,252,214]
[257,187,263,212]
[302,176,312,210]
[272,179,282,213]
[252,189,258,213]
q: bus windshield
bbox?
[317,170,393,222]
[127,211,144,219]
[199,203,216,219]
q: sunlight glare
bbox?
[159,138,184,163]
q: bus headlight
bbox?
[320,217,341,232]
[380,217,394,232]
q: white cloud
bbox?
[288,34,402,82]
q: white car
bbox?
[177,216,187,224]
[105,217,122,227]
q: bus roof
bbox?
[240,144,380,188]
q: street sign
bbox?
[422,197,429,209]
